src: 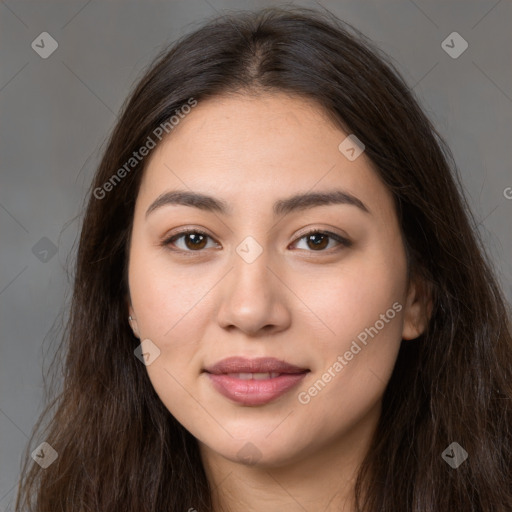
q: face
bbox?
[127,92,428,468]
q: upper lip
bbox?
[204,357,309,375]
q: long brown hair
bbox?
[16,6,512,511]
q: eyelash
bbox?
[161,228,352,255]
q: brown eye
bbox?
[163,230,218,252]
[182,233,208,250]
[293,230,352,252]
[305,232,329,250]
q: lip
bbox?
[203,357,309,406]
[204,356,308,375]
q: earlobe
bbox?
[401,276,433,340]
[128,306,140,339]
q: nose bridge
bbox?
[215,235,290,334]
[229,237,274,305]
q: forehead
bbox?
[137,92,394,220]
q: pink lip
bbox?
[206,373,308,405]
[204,356,308,375]
[203,357,309,406]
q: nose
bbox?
[215,246,292,336]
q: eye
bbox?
[161,228,351,254]
[291,229,352,252]
[162,229,219,252]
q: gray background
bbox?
[1,0,511,509]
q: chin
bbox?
[203,432,312,469]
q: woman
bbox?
[16,6,512,511]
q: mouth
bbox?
[203,356,309,375]
[203,357,310,406]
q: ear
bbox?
[402,274,433,340]
[127,301,140,339]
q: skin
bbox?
[127,92,430,511]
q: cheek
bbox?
[297,241,407,418]
[128,244,206,389]
[128,249,209,427]
[310,243,407,346]
[128,238,214,339]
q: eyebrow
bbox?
[145,189,370,219]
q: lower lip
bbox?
[205,372,308,406]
